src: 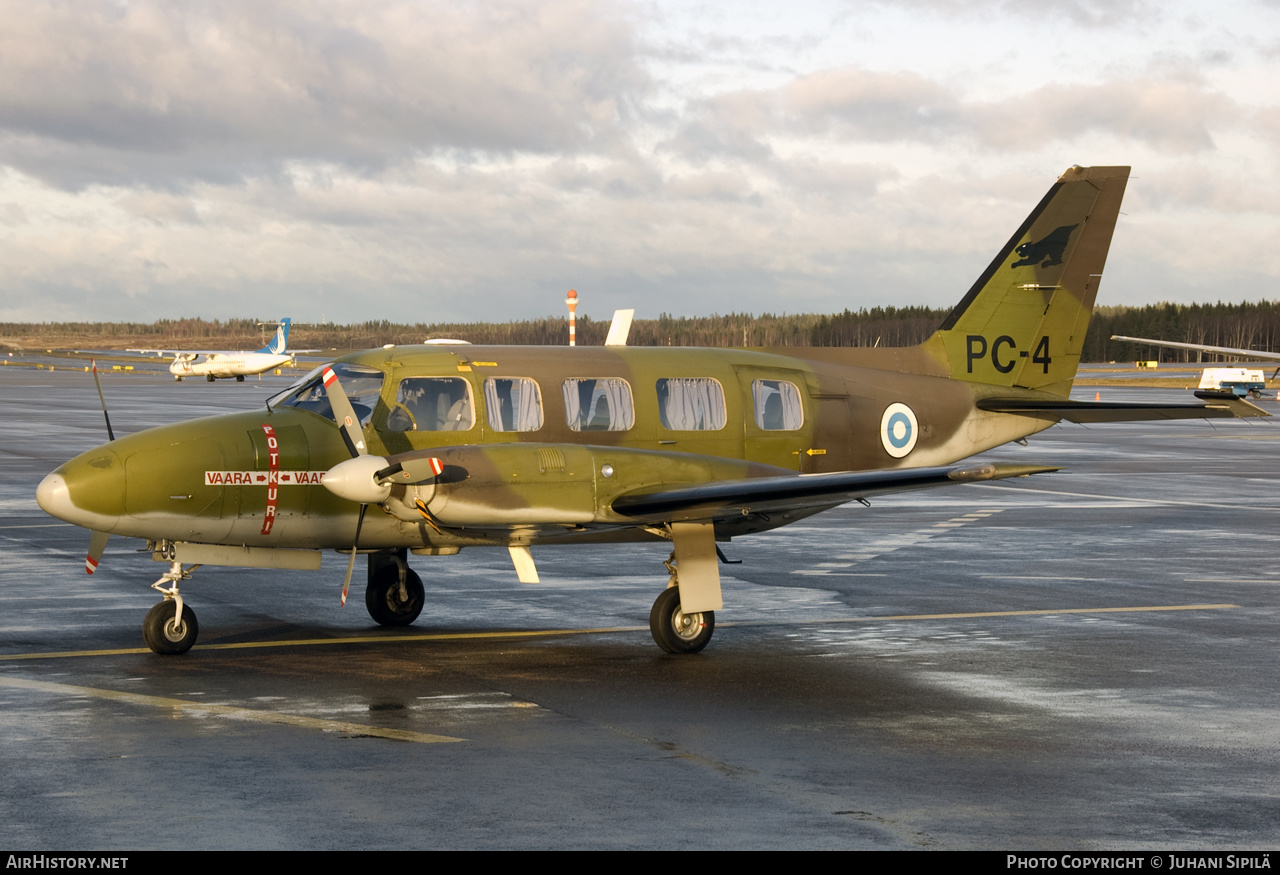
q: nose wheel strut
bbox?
[143,560,201,655]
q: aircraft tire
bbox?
[143,602,198,655]
[366,567,425,627]
[206,375,215,382]
[649,587,714,654]
[235,375,244,382]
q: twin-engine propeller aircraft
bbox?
[130,318,310,382]
[37,166,1268,655]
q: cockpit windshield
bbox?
[268,362,384,425]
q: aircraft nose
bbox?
[36,472,71,519]
[36,447,125,530]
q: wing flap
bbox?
[611,463,1057,523]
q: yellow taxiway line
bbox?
[0,603,1237,663]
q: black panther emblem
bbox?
[1011,224,1077,268]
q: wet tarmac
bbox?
[1,365,1278,849]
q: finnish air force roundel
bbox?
[880,403,918,458]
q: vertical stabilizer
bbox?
[925,165,1129,397]
[261,318,291,355]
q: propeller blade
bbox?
[374,456,444,485]
[341,504,368,606]
[89,359,115,441]
[86,530,108,575]
[321,366,367,458]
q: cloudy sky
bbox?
[1,0,1277,324]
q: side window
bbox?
[562,378,635,432]
[387,377,475,432]
[656,378,727,431]
[752,380,804,430]
[484,378,543,432]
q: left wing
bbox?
[1112,334,1280,363]
[611,463,1056,524]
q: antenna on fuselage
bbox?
[605,309,634,347]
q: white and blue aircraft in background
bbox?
[131,319,314,382]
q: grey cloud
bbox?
[0,0,649,189]
[780,69,961,140]
[668,67,1237,158]
[969,79,1233,153]
[849,0,1158,28]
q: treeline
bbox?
[0,306,953,349]
[1088,302,1280,362]
[6,301,1280,358]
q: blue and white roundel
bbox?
[880,403,919,458]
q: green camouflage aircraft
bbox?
[36,165,1268,656]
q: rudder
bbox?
[261,318,291,355]
[925,165,1130,397]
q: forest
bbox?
[4,300,1280,362]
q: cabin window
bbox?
[484,378,543,432]
[656,378,727,431]
[562,378,634,431]
[270,363,384,426]
[752,379,804,430]
[386,377,474,432]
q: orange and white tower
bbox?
[565,289,578,346]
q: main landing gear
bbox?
[648,553,715,654]
[143,560,200,655]
[365,551,425,627]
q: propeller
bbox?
[318,366,443,604]
[85,359,113,574]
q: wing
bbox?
[977,395,1269,422]
[127,348,225,357]
[611,463,1057,524]
[1111,335,1280,363]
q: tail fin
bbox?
[261,318,291,354]
[924,165,1129,397]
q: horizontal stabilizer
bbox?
[612,463,1057,523]
[977,397,1270,422]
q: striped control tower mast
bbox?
[565,289,578,346]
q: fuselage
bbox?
[169,351,292,379]
[38,343,1057,552]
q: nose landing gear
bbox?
[143,601,198,655]
[143,559,201,655]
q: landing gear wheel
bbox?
[206,375,215,382]
[235,375,244,382]
[366,567,425,627]
[649,587,714,654]
[143,601,198,655]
